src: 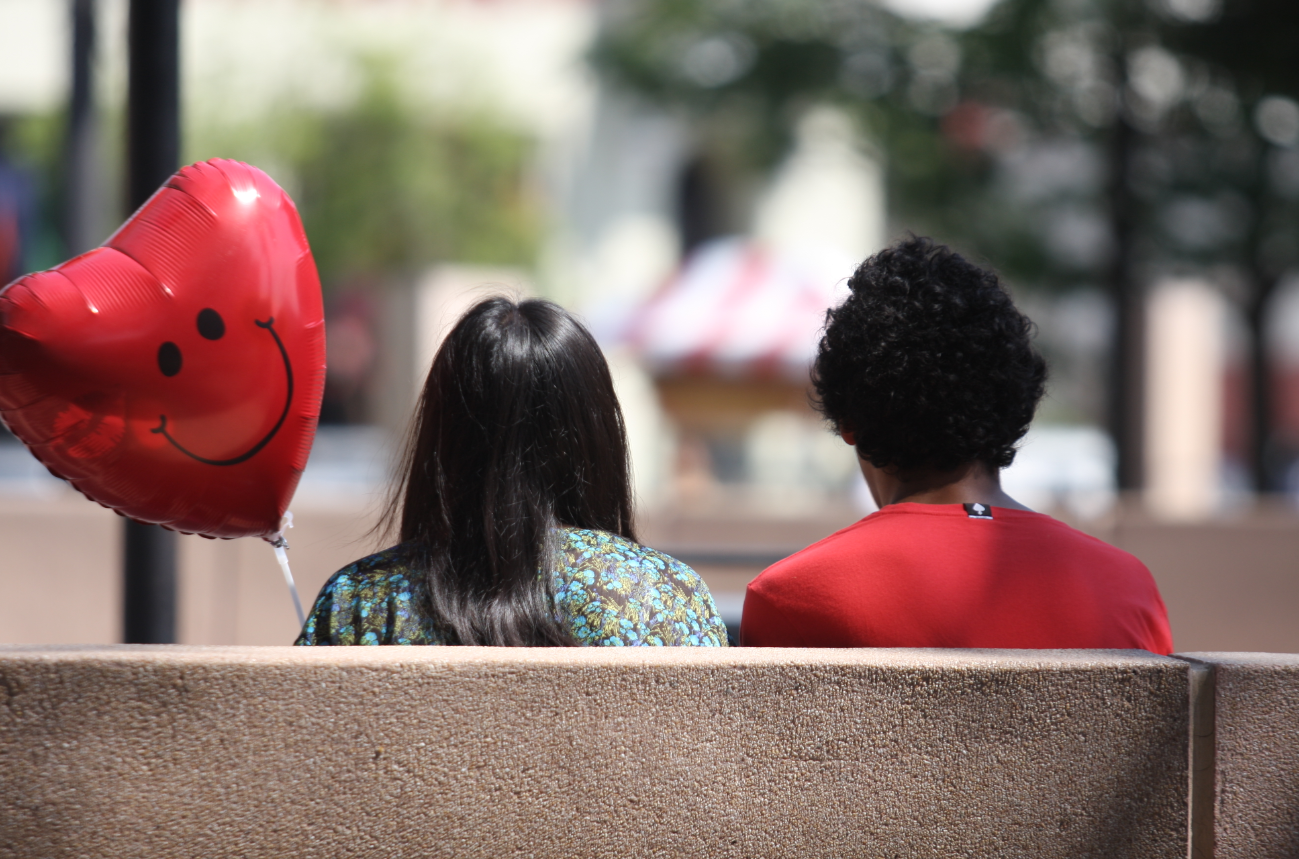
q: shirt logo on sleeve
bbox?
[964,502,994,520]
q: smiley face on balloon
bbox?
[150,306,292,467]
[0,159,326,539]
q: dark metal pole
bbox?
[1106,104,1145,494]
[64,0,98,255]
[1105,23,1146,497]
[123,0,179,644]
[127,0,179,209]
[1245,283,1276,492]
[1236,134,1282,494]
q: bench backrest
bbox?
[0,646,1206,858]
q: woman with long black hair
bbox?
[296,296,727,647]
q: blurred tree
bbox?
[188,65,542,289]
[950,0,1156,488]
[1159,0,1299,489]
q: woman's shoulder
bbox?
[556,528,692,576]
[552,527,727,647]
[321,543,420,594]
[296,543,438,646]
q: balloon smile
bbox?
[151,317,295,466]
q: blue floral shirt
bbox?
[295,528,729,647]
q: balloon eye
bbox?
[197,308,225,340]
[157,342,182,377]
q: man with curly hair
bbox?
[740,237,1172,653]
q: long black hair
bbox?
[385,296,637,646]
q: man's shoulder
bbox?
[1003,507,1124,546]
[748,514,886,592]
[1024,513,1150,569]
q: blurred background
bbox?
[1,0,1296,650]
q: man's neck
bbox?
[862,460,1032,511]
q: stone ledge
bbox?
[1,646,1189,859]
[0,642,1179,667]
[1176,652,1299,859]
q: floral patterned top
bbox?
[295,528,729,647]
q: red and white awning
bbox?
[623,238,854,380]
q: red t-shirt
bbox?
[741,503,1173,654]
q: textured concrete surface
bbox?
[0,647,1188,859]
[1179,652,1299,859]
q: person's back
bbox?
[298,296,727,648]
[299,527,726,646]
[740,238,1172,653]
[743,504,1170,651]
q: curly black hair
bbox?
[812,237,1047,472]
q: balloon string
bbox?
[274,542,306,629]
[267,511,305,628]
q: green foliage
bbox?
[188,67,541,288]
[1158,0,1299,279]
[3,112,74,272]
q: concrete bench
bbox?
[0,646,1293,858]
[1179,652,1299,859]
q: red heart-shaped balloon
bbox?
[0,159,325,539]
